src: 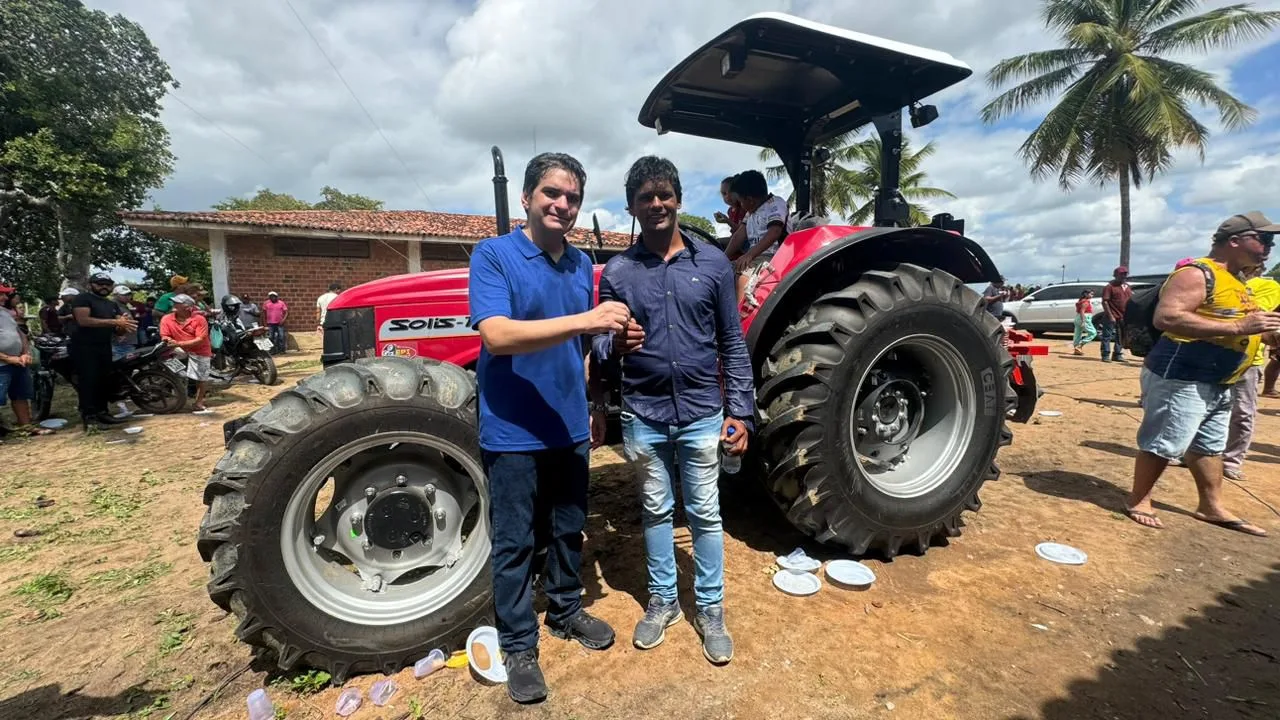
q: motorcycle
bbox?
[210,318,278,388]
[31,332,190,422]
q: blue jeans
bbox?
[622,410,725,608]
[268,324,286,353]
[483,441,589,653]
[1098,316,1124,359]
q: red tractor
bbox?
[198,13,1045,680]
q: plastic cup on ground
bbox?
[415,648,447,679]
[335,687,362,716]
[370,678,397,706]
[246,688,273,720]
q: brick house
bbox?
[120,210,632,332]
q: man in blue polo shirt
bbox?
[468,152,630,704]
[590,156,753,665]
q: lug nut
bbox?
[424,483,436,498]
[395,474,407,487]
[365,486,377,499]
[434,508,446,522]
[312,535,325,547]
[362,538,373,550]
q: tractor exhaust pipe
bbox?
[492,146,509,236]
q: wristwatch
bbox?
[589,402,609,413]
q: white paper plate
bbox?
[1038,410,1063,417]
[123,426,144,435]
[192,409,216,415]
[825,560,877,587]
[776,548,821,573]
[465,626,507,683]
[773,570,821,596]
[38,418,67,430]
[1035,542,1087,565]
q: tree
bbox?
[213,186,384,211]
[678,213,717,237]
[0,0,178,290]
[981,0,1280,268]
[761,134,955,225]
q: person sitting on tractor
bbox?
[468,151,628,705]
[590,156,753,665]
[721,169,791,303]
[713,174,744,233]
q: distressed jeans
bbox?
[1224,366,1262,474]
[622,410,725,608]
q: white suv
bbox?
[1005,281,1155,335]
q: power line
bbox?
[281,0,434,210]
[168,93,271,166]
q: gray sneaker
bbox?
[633,595,682,649]
[693,605,734,665]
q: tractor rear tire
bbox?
[197,357,492,681]
[756,264,1013,558]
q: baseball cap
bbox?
[113,285,132,296]
[1216,212,1280,238]
[0,283,15,294]
[171,293,196,306]
[59,287,79,297]
[267,291,279,297]
[1114,266,1128,275]
[88,272,113,285]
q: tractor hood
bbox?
[638,12,973,149]
[328,268,473,310]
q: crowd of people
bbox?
[0,271,347,435]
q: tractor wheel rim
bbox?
[850,334,976,499]
[281,432,489,626]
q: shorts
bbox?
[737,254,773,279]
[1136,368,1232,459]
[0,363,34,406]
[186,355,212,382]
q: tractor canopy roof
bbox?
[638,12,972,150]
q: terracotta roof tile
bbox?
[118,210,633,248]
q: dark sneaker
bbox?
[503,648,548,704]
[547,609,615,650]
[694,605,734,665]
[633,595,683,650]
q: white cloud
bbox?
[85,0,1280,285]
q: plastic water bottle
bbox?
[721,426,742,474]
[246,688,273,720]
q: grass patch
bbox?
[0,506,36,521]
[14,572,75,620]
[0,668,42,690]
[169,528,191,546]
[155,609,194,656]
[88,486,144,520]
[270,668,331,696]
[88,560,172,591]
[280,359,322,372]
[0,544,39,564]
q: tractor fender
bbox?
[744,226,1002,367]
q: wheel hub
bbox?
[365,489,433,550]
[857,375,925,466]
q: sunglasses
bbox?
[1243,231,1275,247]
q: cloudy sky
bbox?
[89,0,1280,285]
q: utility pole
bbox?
[1061,265,1065,283]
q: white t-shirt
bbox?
[316,291,339,324]
[744,195,791,257]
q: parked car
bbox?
[1006,280,1156,334]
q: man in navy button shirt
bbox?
[469,152,630,704]
[590,156,753,665]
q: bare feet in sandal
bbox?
[1125,506,1164,529]
[1192,512,1267,537]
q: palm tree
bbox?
[760,134,956,225]
[982,0,1280,268]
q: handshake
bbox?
[585,300,644,354]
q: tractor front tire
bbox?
[756,264,1013,558]
[197,357,492,681]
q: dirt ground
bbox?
[1,334,1278,720]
